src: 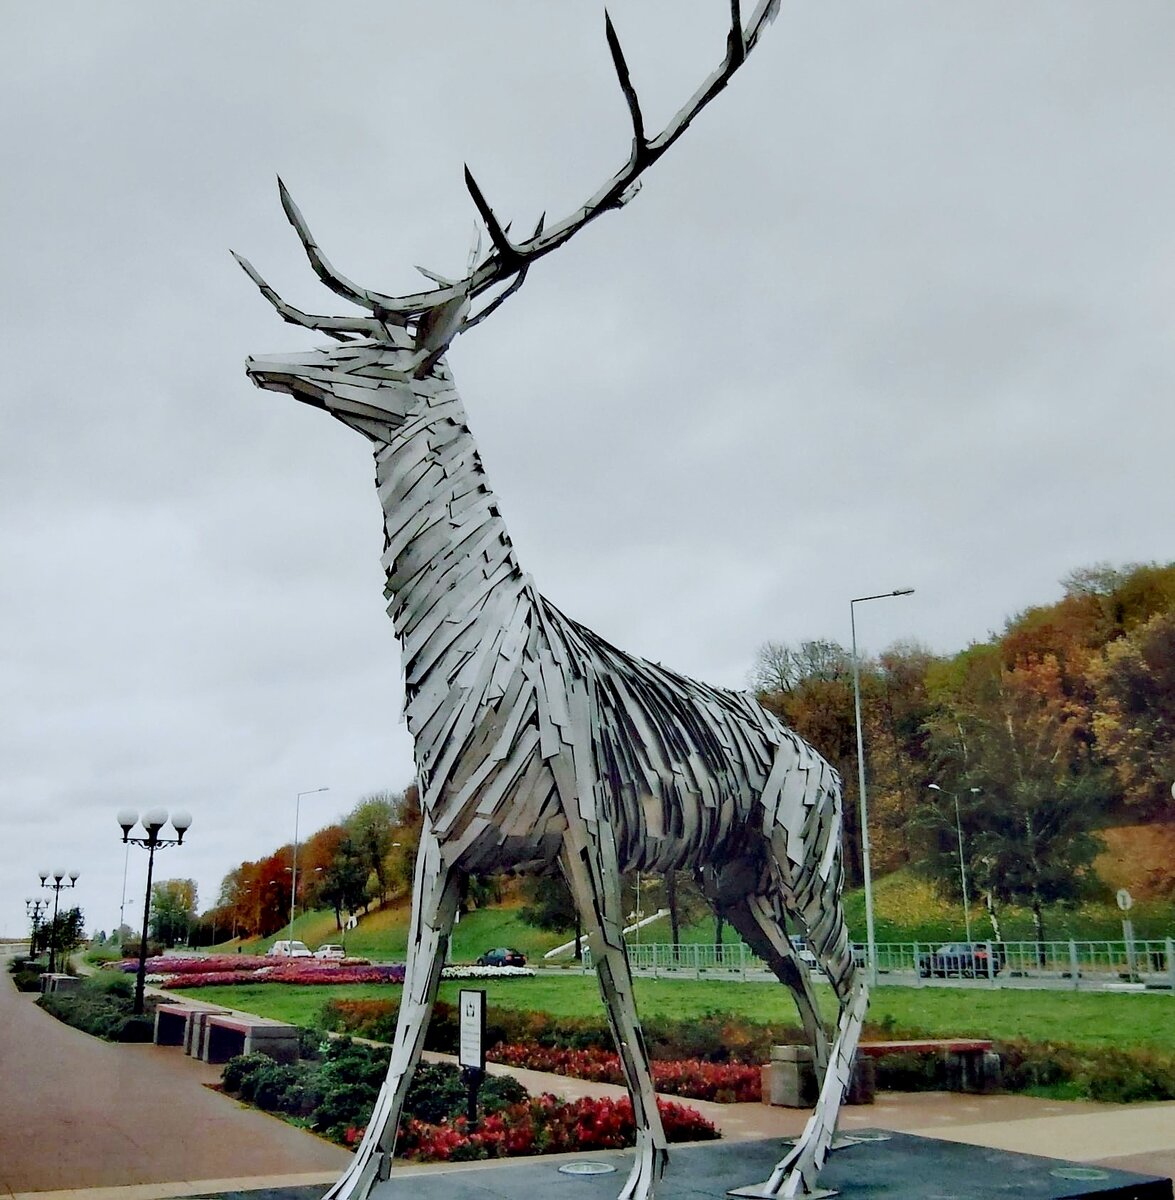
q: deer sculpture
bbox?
[236,4,866,1198]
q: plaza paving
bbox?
[3,955,1174,1199]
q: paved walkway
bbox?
[0,961,349,1200]
[3,954,1173,1197]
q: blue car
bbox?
[476,947,527,968]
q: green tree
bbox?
[45,906,86,965]
[346,792,403,905]
[924,650,1106,951]
[518,873,582,959]
[318,835,369,931]
[150,879,197,948]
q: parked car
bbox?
[314,944,346,961]
[268,939,312,958]
[476,947,527,968]
[917,942,1002,978]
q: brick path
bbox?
[0,959,349,1198]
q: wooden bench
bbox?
[859,1039,1000,1094]
[202,1014,300,1065]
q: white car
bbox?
[314,944,346,961]
[268,939,312,958]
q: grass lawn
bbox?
[173,975,1175,1054]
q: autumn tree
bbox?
[1090,609,1175,819]
[749,639,851,694]
[388,784,423,893]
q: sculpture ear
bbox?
[414,293,472,360]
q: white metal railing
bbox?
[577,937,1175,990]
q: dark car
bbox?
[917,942,1002,978]
[476,947,527,968]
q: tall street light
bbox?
[851,587,915,986]
[25,897,48,958]
[39,869,79,973]
[117,809,192,1014]
[928,783,980,945]
[288,787,329,952]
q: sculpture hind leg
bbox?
[699,864,829,1077]
[324,820,460,1200]
[729,768,868,1197]
[561,829,668,1200]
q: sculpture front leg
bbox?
[324,824,460,1200]
[560,833,668,1200]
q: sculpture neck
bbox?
[372,369,525,715]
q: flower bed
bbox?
[489,1043,761,1103]
[440,965,535,980]
[111,955,406,987]
[111,956,531,989]
[221,1040,718,1159]
[395,1094,718,1162]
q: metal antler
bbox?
[235,1,780,336]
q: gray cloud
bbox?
[2,1,1172,935]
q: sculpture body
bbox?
[238,5,865,1197]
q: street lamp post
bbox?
[851,587,914,987]
[288,788,329,952]
[117,809,192,1014]
[928,783,978,945]
[39,870,79,973]
[25,897,48,958]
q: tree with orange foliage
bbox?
[1090,609,1175,819]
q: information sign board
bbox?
[459,988,485,1070]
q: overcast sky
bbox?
[2,2,1172,938]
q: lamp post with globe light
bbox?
[39,870,79,973]
[117,809,192,1014]
[25,896,49,959]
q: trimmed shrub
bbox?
[220,1045,716,1158]
[37,976,157,1041]
[223,1053,274,1093]
[997,1039,1175,1104]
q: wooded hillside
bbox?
[753,561,1175,941]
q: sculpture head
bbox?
[244,333,451,438]
[237,5,782,428]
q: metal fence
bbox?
[579,937,1175,991]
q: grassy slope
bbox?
[225,901,572,963]
[212,847,1175,963]
[842,869,1175,943]
[177,975,1175,1054]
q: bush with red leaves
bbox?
[489,1043,761,1103]
[395,1094,718,1162]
